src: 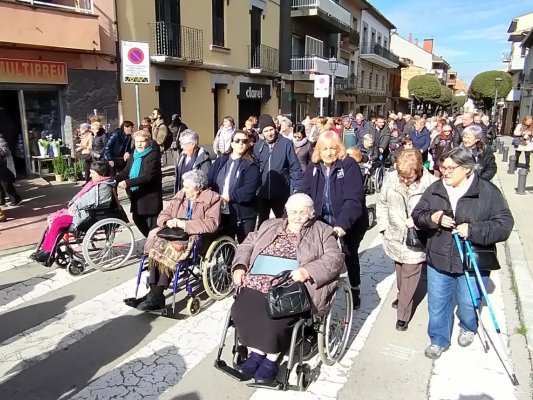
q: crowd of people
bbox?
[25,107,516,383]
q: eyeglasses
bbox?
[399,175,418,184]
[443,130,452,132]
[440,165,459,172]
[233,138,249,144]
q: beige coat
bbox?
[513,124,533,152]
[376,169,436,264]
[78,132,93,155]
[232,218,344,316]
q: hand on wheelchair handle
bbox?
[333,227,346,238]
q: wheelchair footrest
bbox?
[213,360,250,382]
[247,381,284,390]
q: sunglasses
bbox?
[233,138,249,144]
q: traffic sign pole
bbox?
[320,98,324,116]
[135,84,141,129]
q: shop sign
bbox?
[0,58,68,84]
[238,83,271,100]
[122,41,150,84]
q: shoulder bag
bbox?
[465,243,500,271]
[402,196,426,248]
[156,226,190,241]
[265,270,312,319]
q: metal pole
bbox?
[320,97,324,116]
[135,84,141,128]
[492,85,499,119]
[516,168,528,195]
[330,74,335,116]
[410,96,414,115]
[508,155,517,174]
[498,141,504,154]
[502,146,509,162]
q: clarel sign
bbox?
[0,58,68,84]
[238,83,271,101]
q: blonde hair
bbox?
[522,116,533,127]
[133,130,151,141]
[346,147,363,163]
[396,149,423,180]
[311,131,346,163]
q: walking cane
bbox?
[452,232,490,352]
[463,239,519,386]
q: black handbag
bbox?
[156,226,189,241]
[265,270,312,319]
[465,244,500,272]
[406,227,426,248]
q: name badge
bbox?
[337,168,345,179]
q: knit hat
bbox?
[258,114,276,133]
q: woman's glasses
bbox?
[233,138,249,144]
[399,175,418,184]
[440,165,459,173]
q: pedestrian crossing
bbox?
[0,235,524,400]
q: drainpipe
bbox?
[114,0,123,124]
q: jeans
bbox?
[427,265,489,348]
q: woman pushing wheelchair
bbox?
[230,193,344,384]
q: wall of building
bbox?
[390,34,432,70]
[400,65,427,98]
[360,10,391,47]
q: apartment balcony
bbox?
[149,22,203,63]
[502,52,511,63]
[360,42,400,69]
[248,44,279,74]
[291,0,351,33]
[509,56,525,72]
[447,78,457,87]
[340,29,359,52]
[290,56,348,78]
[335,74,357,91]
[0,1,100,51]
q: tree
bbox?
[452,95,466,112]
[468,70,512,113]
[408,74,442,114]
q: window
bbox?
[369,72,372,89]
[382,75,385,90]
[384,38,388,49]
[377,33,382,46]
[371,29,376,45]
[212,0,225,46]
[375,74,378,89]
[352,17,358,30]
[361,71,365,89]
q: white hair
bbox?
[179,129,199,145]
[182,169,208,190]
[285,193,315,218]
[462,125,483,140]
[280,117,293,128]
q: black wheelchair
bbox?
[124,233,237,316]
[35,184,135,276]
[214,278,354,391]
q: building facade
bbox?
[0,0,118,175]
[118,0,280,146]
[519,30,533,118]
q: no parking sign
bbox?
[121,41,150,84]
[314,75,330,98]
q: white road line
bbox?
[0,268,93,314]
[0,277,141,383]
[249,234,397,400]
[71,297,232,400]
[0,250,35,273]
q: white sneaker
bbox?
[458,328,475,347]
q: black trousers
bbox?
[340,229,365,288]
[148,266,172,287]
[515,150,531,170]
[257,197,287,228]
[0,181,21,204]
[132,213,158,238]
[83,157,92,182]
[221,213,256,243]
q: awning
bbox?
[506,89,521,102]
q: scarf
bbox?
[129,146,153,191]
[292,137,308,148]
[72,177,109,201]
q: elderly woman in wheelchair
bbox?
[218,193,346,387]
[133,169,223,312]
[30,161,113,265]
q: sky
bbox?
[369,0,532,85]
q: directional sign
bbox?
[314,75,330,98]
[121,41,150,84]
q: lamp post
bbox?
[410,94,414,115]
[329,57,338,116]
[492,76,503,120]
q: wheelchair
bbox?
[124,233,237,316]
[36,186,135,276]
[214,278,354,391]
[363,161,385,195]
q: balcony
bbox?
[502,52,511,63]
[291,0,351,33]
[0,1,99,51]
[290,56,348,78]
[340,29,359,52]
[360,42,400,69]
[335,74,357,91]
[447,78,457,87]
[248,45,279,74]
[509,56,525,72]
[524,74,533,87]
[150,22,203,63]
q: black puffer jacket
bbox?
[92,129,108,157]
[461,143,497,181]
[412,174,513,274]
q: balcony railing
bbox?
[361,41,400,65]
[292,0,351,29]
[290,55,348,78]
[502,52,511,63]
[248,44,279,73]
[17,0,93,13]
[150,22,203,62]
[341,29,360,48]
[335,74,357,91]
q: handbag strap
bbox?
[269,270,293,287]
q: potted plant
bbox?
[38,137,50,157]
[50,138,62,157]
[63,167,77,183]
[52,156,67,182]
[74,160,85,181]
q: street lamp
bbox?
[492,76,503,120]
[329,57,338,116]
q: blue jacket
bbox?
[298,157,367,232]
[104,128,131,160]
[410,127,431,153]
[253,135,303,199]
[208,154,261,222]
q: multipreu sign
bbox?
[238,83,271,101]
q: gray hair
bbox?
[285,193,315,218]
[182,169,208,191]
[462,125,483,140]
[179,129,199,146]
[442,147,476,177]
[280,117,293,128]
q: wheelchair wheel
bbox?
[202,236,237,300]
[367,207,376,230]
[297,363,312,391]
[82,218,135,271]
[317,280,353,366]
[186,296,201,316]
[55,243,70,268]
[67,260,85,276]
[374,166,384,194]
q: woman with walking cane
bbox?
[412,147,514,360]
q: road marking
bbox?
[0,250,35,273]
[381,343,416,361]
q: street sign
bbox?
[314,75,330,98]
[121,41,150,84]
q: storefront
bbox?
[0,58,68,175]
[237,82,271,128]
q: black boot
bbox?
[137,285,165,311]
[351,287,360,310]
[34,250,51,263]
